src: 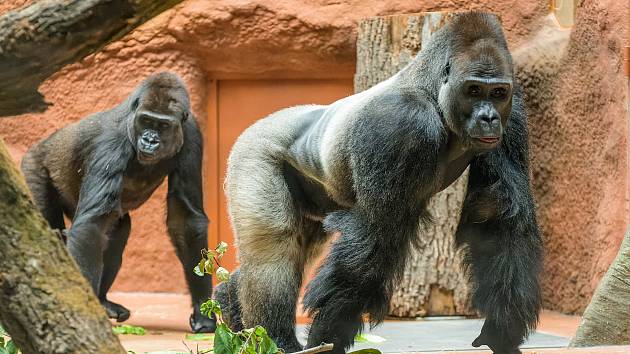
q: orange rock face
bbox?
[0,0,627,314]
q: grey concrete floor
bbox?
[296,318,569,352]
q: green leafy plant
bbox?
[195,242,282,354]
[353,334,386,344]
[185,333,215,341]
[0,325,19,354]
[194,243,384,354]
[112,324,146,335]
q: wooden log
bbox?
[0,0,183,117]
[354,12,474,318]
[570,228,630,346]
[0,137,126,353]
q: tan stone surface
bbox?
[516,2,629,313]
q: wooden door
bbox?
[205,79,353,273]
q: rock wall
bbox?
[517,2,629,313]
[0,0,627,313]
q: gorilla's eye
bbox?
[468,85,481,96]
[159,122,171,130]
[141,117,152,125]
[491,87,508,99]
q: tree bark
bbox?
[354,12,474,318]
[0,138,126,353]
[570,228,630,346]
[0,0,184,117]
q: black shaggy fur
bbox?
[21,72,217,334]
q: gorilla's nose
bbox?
[140,132,160,152]
[478,113,499,124]
[142,136,159,145]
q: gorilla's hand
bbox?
[190,311,217,333]
[472,319,523,354]
[102,300,131,322]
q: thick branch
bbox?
[290,343,334,354]
[570,228,630,346]
[0,138,125,353]
[0,0,183,117]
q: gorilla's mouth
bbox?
[137,150,159,163]
[476,136,500,145]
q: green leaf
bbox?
[230,333,243,354]
[214,323,235,354]
[259,333,279,354]
[215,242,228,257]
[185,333,215,341]
[5,340,17,354]
[204,259,215,275]
[194,264,205,277]
[348,349,382,354]
[112,324,146,335]
[254,326,267,337]
[200,299,222,318]
[354,333,386,344]
[216,267,230,282]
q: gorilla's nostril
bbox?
[142,137,159,145]
[479,114,498,123]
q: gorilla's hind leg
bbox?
[237,243,304,352]
[99,214,131,322]
[214,269,244,331]
[21,152,66,233]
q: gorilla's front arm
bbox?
[167,118,215,333]
[302,88,447,351]
[456,91,542,353]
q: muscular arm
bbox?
[304,93,446,351]
[455,90,542,353]
[166,118,215,333]
[67,131,134,292]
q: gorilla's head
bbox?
[128,72,190,165]
[437,13,514,151]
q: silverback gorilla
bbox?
[217,12,542,353]
[21,72,216,333]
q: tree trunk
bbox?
[354,13,474,317]
[570,228,630,346]
[0,0,184,117]
[0,137,126,353]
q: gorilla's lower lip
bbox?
[138,151,157,160]
[476,137,500,144]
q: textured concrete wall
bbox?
[516,2,629,313]
[0,0,627,313]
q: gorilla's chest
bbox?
[120,165,170,211]
[436,144,474,192]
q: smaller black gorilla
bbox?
[21,72,216,333]
[217,12,542,354]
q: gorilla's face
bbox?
[438,40,513,151]
[131,85,188,165]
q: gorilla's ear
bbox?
[183,110,190,122]
[442,61,451,84]
[130,97,140,112]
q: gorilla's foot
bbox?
[190,313,217,333]
[102,299,131,322]
[472,333,522,354]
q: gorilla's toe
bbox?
[102,300,131,322]
[190,313,217,333]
